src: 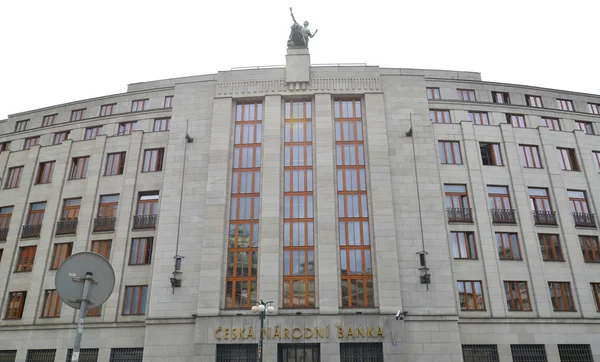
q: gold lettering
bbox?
[338,326,345,338]
[232,328,238,340]
[239,328,246,339]
[273,327,281,339]
[304,328,313,339]
[224,328,230,339]
[261,328,270,339]
[284,328,290,339]
[292,327,303,339]
[376,326,384,337]
[316,328,325,338]
[215,327,222,340]
[367,327,375,337]
[357,327,365,338]
[247,327,255,339]
[347,327,355,338]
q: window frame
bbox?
[592,283,600,311]
[488,185,512,210]
[153,118,170,132]
[468,111,489,125]
[15,120,29,132]
[438,141,462,165]
[105,152,126,176]
[70,109,86,121]
[136,192,159,216]
[69,156,90,180]
[457,280,485,311]
[529,187,553,212]
[0,206,13,230]
[52,131,69,145]
[129,237,153,265]
[35,161,55,184]
[594,151,600,173]
[426,87,440,100]
[519,145,542,168]
[118,121,136,136]
[451,231,477,259]
[444,184,470,209]
[16,246,37,272]
[98,195,119,218]
[575,121,594,135]
[4,291,27,320]
[507,114,526,128]
[99,103,116,117]
[131,99,149,112]
[579,235,600,262]
[40,290,61,318]
[557,99,574,111]
[164,96,173,108]
[548,281,576,311]
[492,91,510,104]
[457,89,476,101]
[541,117,561,131]
[41,114,56,127]
[539,234,564,261]
[61,198,81,220]
[142,148,164,172]
[496,232,522,260]
[5,166,23,189]
[122,285,148,315]
[588,103,600,114]
[27,202,46,226]
[23,136,40,150]
[525,95,543,108]
[0,141,10,153]
[557,147,579,171]
[430,109,451,124]
[480,143,503,166]
[84,126,103,140]
[50,243,73,270]
[504,281,532,311]
[91,240,112,260]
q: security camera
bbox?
[396,310,403,321]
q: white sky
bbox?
[2,0,599,119]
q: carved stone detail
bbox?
[216,77,380,96]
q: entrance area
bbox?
[278,344,320,362]
[340,343,384,362]
[216,344,257,362]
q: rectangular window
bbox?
[457,280,485,311]
[69,156,89,180]
[129,238,153,265]
[35,161,55,184]
[541,117,560,131]
[592,283,600,311]
[153,118,170,131]
[91,240,112,259]
[122,286,148,315]
[507,114,526,128]
[549,281,575,311]
[99,195,119,218]
[462,345,499,362]
[164,96,173,108]
[4,291,26,319]
[480,143,503,166]
[283,100,315,308]
[105,152,125,176]
[226,101,262,309]
[451,232,477,259]
[84,126,102,140]
[136,192,159,216]
[588,103,600,114]
[27,202,46,226]
[468,111,489,125]
[488,185,511,210]
[539,234,563,261]
[99,103,116,116]
[5,166,23,189]
[0,206,13,233]
[575,121,594,134]
[438,141,462,164]
[430,109,451,123]
[504,281,531,311]
[52,131,69,145]
[61,198,81,221]
[557,148,579,171]
[50,243,72,270]
[131,99,149,112]
[0,141,10,152]
[526,95,543,107]
[42,114,56,127]
[23,136,39,150]
[529,188,556,226]
[594,151,600,172]
[426,87,440,100]
[519,145,542,168]
[70,109,86,121]
[557,99,574,111]
[278,344,320,361]
[511,345,547,362]
[16,246,36,272]
[568,190,590,214]
[40,290,61,318]
[118,121,136,135]
[15,120,29,132]
[142,148,164,172]
[335,99,373,308]
[457,89,476,101]
[444,184,470,209]
[497,233,521,260]
[580,236,600,262]
[492,91,510,104]
[558,345,594,362]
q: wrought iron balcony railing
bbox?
[447,208,473,223]
[532,210,558,226]
[573,212,597,228]
[21,224,42,238]
[56,219,78,235]
[0,228,8,241]
[491,209,516,224]
[133,214,157,230]
[93,217,117,232]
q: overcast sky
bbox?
[2,0,599,119]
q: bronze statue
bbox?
[287,7,318,47]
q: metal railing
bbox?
[573,212,597,228]
[132,214,157,230]
[93,217,116,232]
[532,210,558,226]
[56,219,78,235]
[21,224,42,238]
[491,209,516,224]
[446,208,473,223]
[0,228,8,241]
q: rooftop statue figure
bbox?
[287,7,318,47]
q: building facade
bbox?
[0,48,600,362]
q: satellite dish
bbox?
[55,252,115,310]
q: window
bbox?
[444,184,472,222]
[91,240,112,260]
[134,192,159,229]
[580,236,600,262]
[462,345,499,362]
[35,161,55,184]
[430,109,451,123]
[539,234,563,261]
[468,111,489,125]
[40,290,61,318]
[457,280,485,311]
[164,96,173,108]
[61,198,81,220]
[99,103,116,116]
[105,152,126,176]
[50,243,72,270]
[16,246,36,272]
[548,282,575,311]
[131,99,149,112]
[142,149,164,172]
[529,187,556,225]
[592,283,600,311]
[84,126,102,140]
[457,89,476,101]
[225,101,263,309]
[489,186,515,223]
[109,348,144,361]
[575,121,594,134]
[122,285,148,315]
[480,143,503,166]
[526,95,543,107]
[23,136,39,150]
[504,281,531,311]
[492,91,510,104]
[66,349,100,361]
[69,156,89,179]
[129,238,153,265]
[438,141,462,164]
[557,99,574,111]
[511,345,547,362]
[98,195,119,218]
[335,99,373,308]
[70,109,86,121]
[519,145,542,168]
[15,120,29,132]
[278,344,320,362]
[0,141,10,153]
[27,202,46,226]
[426,87,440,100]
[557,148,579,171]
[217,345,257,361]
[451,232,477,259]
[594,151,600,172]
[52,131,69,145]
[4,292,26,319]
[283,100,315,308]
[340,343,383,362]
[42,114,56,127]
[118,121,136,135]
[0,206,13,233]
[496,233,521,260]
[588,103,600,114]
[558,345,594,362]
[507,114,526,128]
[568,190,590,215]
[5,166,23,189]
[541,117,560,131]
[153,118,170,131]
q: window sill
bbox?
[542,259,566,262]
[453,258,478,261]
[499,259,523,261]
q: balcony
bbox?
[56,219,78,235]
[93,217,116,232]
[21,224,42,238]
[446,208,473,223]
[532,211,557,226]
[573,212,597,228]
[133,214,157,230]
[491,209,516,224]
[0,228,8,241]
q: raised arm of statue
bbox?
[310,29,318,38]
[289,7,298,24]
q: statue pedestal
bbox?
[285,47,310,83]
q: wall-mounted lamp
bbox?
[416,251,431,286]
[170,255,185,292]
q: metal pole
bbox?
[72,272,92,362]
